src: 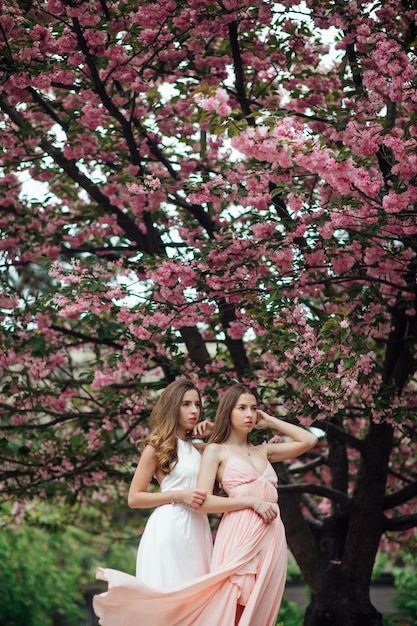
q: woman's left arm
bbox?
[255,410,318,462]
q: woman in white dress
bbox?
[127,378,214,586]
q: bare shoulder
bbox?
[130,443,158,488]
[142,443,156,455]
[137,443,157,464]
[198,443,228,486]
[202,442,225,462]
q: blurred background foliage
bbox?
[1,501,416,626]
[0,502,140,626]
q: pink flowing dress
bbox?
[93,449,287,626]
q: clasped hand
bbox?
[181,488,207,510]
[254,500,278,524]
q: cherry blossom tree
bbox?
[1,0,416,624]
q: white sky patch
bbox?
[19,175,50,203]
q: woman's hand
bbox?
[252,499,278,524]
[193,418,214,438]
[177,488,208,510]
[254,410,273,430]
[254,411,318,463]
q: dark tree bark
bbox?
[277,412,394,626]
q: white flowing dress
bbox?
[135,437,213,587]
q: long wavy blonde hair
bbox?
[146,379,203,474]
[208,384,258,445]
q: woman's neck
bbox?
[225,433,248,447]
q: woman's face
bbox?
[230,393,257,432]
[177,389,201,436]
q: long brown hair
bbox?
[146,379,203,474]
[208,384,258,444]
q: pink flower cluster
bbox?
[194,87,232,117]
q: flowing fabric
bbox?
[136,438,213,586]
[93,452,287,626]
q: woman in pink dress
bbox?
[196,383,318,625]
[93,383,317,626]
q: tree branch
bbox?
[278,482,350,509]
[383,512,417,532]
[384,480,417,510]
[228,21,252,119]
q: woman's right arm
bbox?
[127,445,207,510]
[196,444,277,523]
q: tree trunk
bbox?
[277,420,393,626]
[304,573,383,626]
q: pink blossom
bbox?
[331,253,355,275]
[227,321,247,340]
[194,88,232,117]
[129,324,152,340]
[60,300,89,320]
[91,371,117,389]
